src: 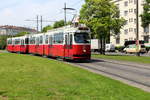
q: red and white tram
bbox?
[7,35,29,53]
[7,25,91,60]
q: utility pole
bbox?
[41,16,43,32]
[25,16,57,33]
[63,3,76,25]
[37,15,39,33]
[136,0,140,56]
[64,3,67,25]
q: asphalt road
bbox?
[94,51,150,57]
[68,58,150,92]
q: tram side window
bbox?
[54,33,63,44]
[36,37,40,45]
[8,39,12,44]
[49,36,53,45]
[15,39,20,45]
[29,37,35,44]
[21,39,24,45]
[45,35,49,44]
[40,36,43,44]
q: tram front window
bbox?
[74,33,90,43]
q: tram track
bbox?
[66,59,150,92]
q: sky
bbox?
[0,0,84,30]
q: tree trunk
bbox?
[103,37,106,55]
[100,37,103,54]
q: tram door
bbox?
[64,33,73,58]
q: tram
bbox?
[7,25,91,60]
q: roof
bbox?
[0,25,37,32]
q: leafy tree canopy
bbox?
[80,0,125,38]
[42,25,53,32]
[15,32,30,37]
[53,20,65,29]
[42,20,72,32]
[141,0,150,28]
[0,35,10,49]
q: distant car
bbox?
[123,44,146,54]
[105,44,115,52]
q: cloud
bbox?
[0,0,84,28]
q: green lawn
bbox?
[92,54,150,64]
[0,53,149,100]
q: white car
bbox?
[123,44,146,53]
[105,44,115,52]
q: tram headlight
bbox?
[83,50,86,52]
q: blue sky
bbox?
[0,0,84,29]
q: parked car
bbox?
[123,44,146,54]
[105,43,115,52]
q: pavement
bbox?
[68,58,150,92]
[93,51,150,57]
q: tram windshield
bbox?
[74,33,90,43]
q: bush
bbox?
[115,46,125,52]
[0,35,9,50]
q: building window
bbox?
[129,0,133,3]
[144,36,149,43]
[129,18,133,22]
[124,29,128,34]
[129,28,133,32]
[134,9,136,13]
[124,1,128,6]
[134,28,137,33]
[129,37,133,40]
[134,18,136,23]
[129,9,133,13]
[134,0,137,4]
[144,26,149,33]
[116,37,120,44]
[124,11,128,16]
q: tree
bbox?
[0,35,9,50]
[42,25,53,32]
[15,32,30,37]
[53,20,65,28]
[80,0,125,54]
[141,0,150,28]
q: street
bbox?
[93,51,150,57]
[68,58,150,92]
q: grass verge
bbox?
[0,53,150,100]
[92,54,150,64]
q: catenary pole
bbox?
[136,0,140,56]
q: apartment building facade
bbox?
[110,0,150,47]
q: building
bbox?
[110,0,150,47]
[0,25,37,36]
